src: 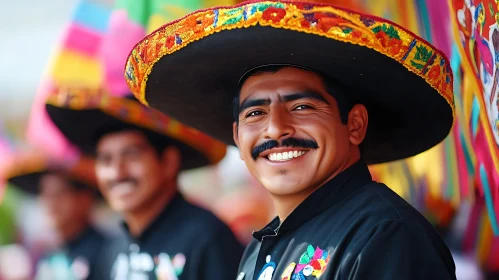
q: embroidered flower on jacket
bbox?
[280,245,329,280]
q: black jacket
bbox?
[35,226,106,280]
[237,161,456,280]
[98,193,244,280]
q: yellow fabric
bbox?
[51,50,103,88]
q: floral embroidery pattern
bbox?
[281,245,329,280]
[45,88,226,164]
[125,1,453,109]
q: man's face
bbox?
[95,130,165,213]
[39,174,92,231]
[233,67,365,197]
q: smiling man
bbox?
[44,89,244,280]
[234,66,365,220]
[4,151,105,280]
[123,1,457,279]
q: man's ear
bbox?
[233,122,243,160]
[347,104,368,146]
[161,146,182,181]
[233,122,240,147]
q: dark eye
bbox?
[294,105,311,110]
[96,154,111,165]
[124,148,142,159]
[246,110,264,117]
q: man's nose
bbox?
[108,158,129,180]
[264,108,295,140]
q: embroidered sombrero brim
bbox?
[45,89,227,170]
[4,152,99,196]
[125,0,455,164]
[9,172,50,195]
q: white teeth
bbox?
[110,183,135,197]
[266,150,307,162]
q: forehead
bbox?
[40,173,70,191]
[96,130,150,153]
[239,67,326,99]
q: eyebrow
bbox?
[238,91,330,114]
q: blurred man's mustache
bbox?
[251,137,319,160]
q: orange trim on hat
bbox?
[46,88,227,165]
[124,0,454,123]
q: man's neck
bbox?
[59,219,90,244]
[273,156,360,223]
[272,186,321,223]
[125,183,177,237]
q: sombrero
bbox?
[45,88,227,170]
[124,0,455,164]
[3,151,98,196]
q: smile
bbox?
[109,182,136,197]
[267,150,307,162]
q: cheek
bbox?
[320,124,349,154]
[129,158,161,179]
[96,166,117,183]
[238,125,261,157]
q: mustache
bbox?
[251,137,319,160]
[108,178,138,188]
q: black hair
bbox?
[91,123,172,158]
[233,66,356,125]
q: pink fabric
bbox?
[62,23,102,57]
[425,0,452,57]
[100,10,145,96]
[474,125,499,227]
[0,138,10,201]
[487,234,499,270]
[453,119,470,198]
[25,79,79,161]
[0,139,10,159]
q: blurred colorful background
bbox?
[1,0,499,279]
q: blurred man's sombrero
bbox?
[3,150,98,195]
[124,0,455,164]
[45,88,227,170]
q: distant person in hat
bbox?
[4,151,105,280]
[45,89,244,280]
[124,1,457,279]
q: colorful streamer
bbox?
[448,0,499,232]
[26,0,113,160]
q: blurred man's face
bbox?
[39,174,92,231]
[95,130,166,214]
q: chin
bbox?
[109,200,137,213]
[261,177,309,196]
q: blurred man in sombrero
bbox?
[44,89,243,280]
[123,0,457,279]
[2,149,105,280]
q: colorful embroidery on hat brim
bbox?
[124,0,455,123]
[46,89,227,165]
[4,158,47,182]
